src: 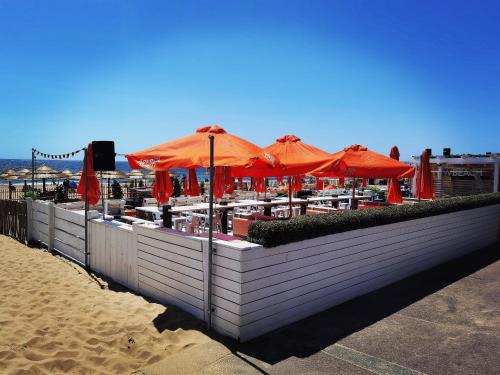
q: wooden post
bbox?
[48,201,55,251]
[26,198,33,242]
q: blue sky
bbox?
[1,0,499,161]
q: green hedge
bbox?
[247,193,500,247]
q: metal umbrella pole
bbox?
[207,135,215,330]
[83,148,90,270]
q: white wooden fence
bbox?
[25,199,500,342]
[90,219,138,291]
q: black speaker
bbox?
[425,148,432,157]
[443,148,451,157]
[92,141,115,171]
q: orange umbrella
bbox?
[126,125,277,171]
[313,145,415,178]
[232,135,331,177]
[387,146,403,204]
[416,149,435,200]
[77,144,101,206]
[338,177,345,188]
[152,171,173,204]
[184,168,200,196]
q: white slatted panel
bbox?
[135,225,206,320]
[90,220,137,291]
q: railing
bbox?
[0,186,136,201]
[0,200,28,243]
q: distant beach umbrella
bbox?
[127,169,145,179]
[61,169,73,177]
[100,170,126,179]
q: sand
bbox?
[0,235,212,375]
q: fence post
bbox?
[48,202,55,251]
[26,198,33,242]
[130,223,140,292]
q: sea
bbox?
[0,159,210,184]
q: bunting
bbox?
[32,147,85,159]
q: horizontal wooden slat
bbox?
[138,258,203,291]
[238,227,491,317]
[138,234,202,261]
[240,218,494,294]
[138,278,204,320]
[138,246,203,280]
[137,242,203,271]
[138,273,204,310]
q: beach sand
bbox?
[0,235,211,375]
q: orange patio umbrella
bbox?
[233,134,332,217]
[77,144,101,206]
[126,125,277,171]
[232,135,331,178]
[313,144,415,207]
[416,149,435,200]
[313,145,415,179]
[387,146,403,204]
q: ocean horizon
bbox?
[0,159,209,184]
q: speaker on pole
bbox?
[443,148,451,158]
[92,141,115,171]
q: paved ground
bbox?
[139,242,500,375]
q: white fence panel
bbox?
[135,225,206,320]
[90,220,138,291]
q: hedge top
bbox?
[247,193,500,247]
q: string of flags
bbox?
[32,147,85,159]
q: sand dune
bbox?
[0,235,211,375]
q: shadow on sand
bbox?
[215,243,500,365]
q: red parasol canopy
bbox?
[387,146,403,204]
[312,145,415,178]
[315,178,324,191]
[126,125,277,171]
[184,168,200,197]
[152,171,173,204]
[416,149,435,200]
[77,144,101,206]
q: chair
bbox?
[187,215,202,234]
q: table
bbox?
[307,195,371,208]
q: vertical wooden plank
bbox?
[26,198,33,242]
[201,240,210,324]
[47,202,55,251]
[130,223,140,292]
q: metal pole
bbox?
[288,176,293,218]
[83,148,89,270]
[207,135,215,330]
[352,177,356,209]
[100,171,105,218]
[31,149,35,191]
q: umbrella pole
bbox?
[352,177,356,209]
[207,135,215,331]
[418,157,422,202]
[83,148,89,270]
[288,176,293,218]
